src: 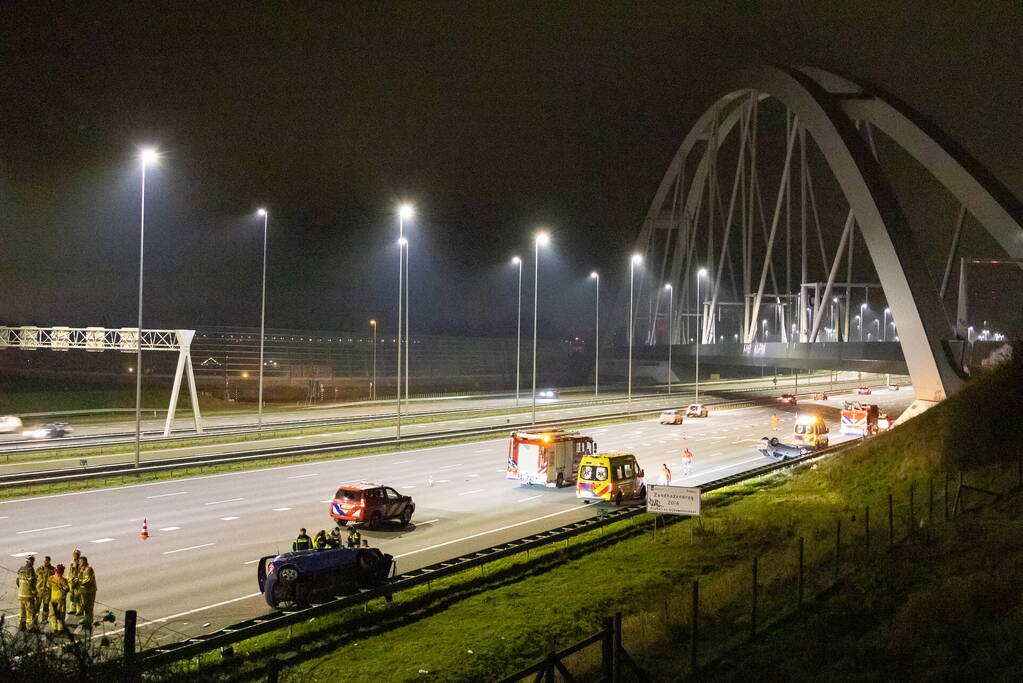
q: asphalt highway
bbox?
[0,384,915,644]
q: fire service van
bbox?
[507,429,596,488]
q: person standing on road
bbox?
[292,528,312,551]
[771,414,780,431]
[35,556,53,624]
[76,556,97,631]
[682,448,694,476]
[68,548,82,616]
[49,564,69,633]
[16,555,37,631]
[347,527,362,548]
[659,463,672,486]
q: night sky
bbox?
[2,2,1021,339]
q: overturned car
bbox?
[257,547,394,608]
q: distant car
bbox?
[685,404,708,418]
[0,416,23,434]
[257,546,394,608]
[779,394,797,405]
[23,422,73,439]
[888,383,900,391]
[330,483,415,529]
[813,392,829,400]
[536,389,560,399]
[857,386,873,395]
[659,409,684,425]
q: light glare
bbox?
[590,271,598,279]
[511,256,521,265]
[139,147,158,165]
[697,267,708,278]
[631,253,642,264]
[399,204,414,220]
[257,208,267,216]
[536,231,550,246]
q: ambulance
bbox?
[576,453,646,505]
[840,401,888,436]
[506,429,596,488]
[792,414,830,450]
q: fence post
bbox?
[797,537,804,607]
[864,506,870,553]
[123,609,137,683]
[888,492,894,549]
[834,519,842,583]
[544,653,556,683]
[690,580,699,673]
[266,657,280,683]
[909,483,915,535]
[750,556,758,642]
[612,612,623,683]
[602,616,614,681]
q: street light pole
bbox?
[695,268,707,404]
[512,256,522,407]
[532,231,550,423]
[256,208,269,431]
[664,283,672,395]
[396,204,412,438]
[134,147,157,469]
[882,308,890,342]
[370,319,377,400]
[590,271,599,397]
[628,254,642,413]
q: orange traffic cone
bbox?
[427,473,435,487]
[139,518,150,540]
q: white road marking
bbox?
[438,464,462,470]
[91,538,115,543]
[163,543,216,555]
[495,469,506,473]
[243,559,260,565]
[395,459,416,464]
[159,526,182,531]
[146,491,188,499]
[458,489,487,496]
[204,498,244,505]
[436,479,450,483]
[287,473,319,479]
[272,507,292,512]
[16,524,72,535]
[402,486,416,489]
[517,495,542,502]
[468,474,480,478]
[416,519,439,525]
[220,516,240,521]
[11,551,38,557]
[394,505,589,559]
[320,499,332,503]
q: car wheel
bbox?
[278,566,299,584]
[614,491,623,506]
[638,485,647,500]
[400,507,413,527]
[556,472,565,488]
[368,511,382,530]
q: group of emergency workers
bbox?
[15,549,97,634]
[291,526,371,552]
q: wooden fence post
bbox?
[266,657,280,683]
[750,556,759,642]
[602,616,614,681]
[612,612,623,683]
[797,537,804,607]
[123,609,137,683]
[690,580,699,673]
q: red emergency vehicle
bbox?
[840,401,890,436]
[507,429,596,488]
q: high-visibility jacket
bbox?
[292,535,312,551]
[35,565,52,594]
[16,567,36,599]
[49,575,69,602]
[312,533,328,549]
[347,530,362,548]
[77,566,97,595]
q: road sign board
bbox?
[647,484,701,516]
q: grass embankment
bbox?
[148,357,1023,682]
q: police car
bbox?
[330,483,416,529]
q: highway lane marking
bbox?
[468,474,480,478]
[272,507,292,511]
[436,479,450,483]
[204,498,245,505]
[159,526,181,531]
[220,516,240,521]
[286,473,320,479]
[16,524,72,534]
[416,519,439,525]
[402,486,416,489]
[686,455,766,479]
[517,495,542,502]
[146,491,188,499]
[11,551,38,557]
[438,464,462,470]
[95,591,264,638]
[243,559,260,565]
[91,538,115,543]
[394,505,590,559]
[163,543,215,555]
[395,459,416,464]
[458,489,487,496]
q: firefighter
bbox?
[76,556,97,631]
[35,555,53,624]
[292,528,312,551]
[16,555,36,631]
[682,448,694,476]
[312,530,328,550]
[327,527,342,548]
[68,548,82,615]
[346,527,362,548]
[360,539,370,549]
[49,564,70,633]
[771,414,780,431]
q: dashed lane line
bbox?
[146,491,188,499]
[16,524,72,534]
[458,489,487,496]
[163,543,216,555]
[205,498,245,505]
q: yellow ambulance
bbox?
[576,453,646,505]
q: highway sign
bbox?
[647,485,701,516]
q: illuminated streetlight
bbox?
[882,307,891,342]
[134,146,158,469]
[590,271,600,397]
[627,253,642,413]
[664,283,673,395]
[531,231,551,423]
[255,208,269,431]
[369,319,377,400]
[396,204,414,438]
[695,267,707,403]
[512,256,523,406]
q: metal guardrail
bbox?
[133,432,863,669]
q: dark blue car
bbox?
[257,547,394,608]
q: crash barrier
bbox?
[496,613,649,683]
[123,433,865,677]
[0,378,887,488]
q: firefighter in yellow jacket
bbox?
[35,556,53,624]
[67,548,82,616]
[75,556,98,630]
[16,555,37,631]
[49,563,70,633]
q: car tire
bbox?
[278,566,299,584]
[556,472,565,488]
[357,551,379,574]
[614,491,623,506]
[368,511,382,530]
[638,485,647,500]
[400,507,413,527]
[769,437,780,447]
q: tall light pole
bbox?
[512,256,522,407]
[860,303,867,341]
[627,253,642,413]
[400,204,414,416]
[664,283,673,395]
[256,208,269,431]
[882,307,890,342]
[590,271,599,397]
[369,319,377,400]
[134,147,157,469]
[531,231,550,423]
[873,319,880,340]
[396,202,413,438]
[695,268,707,403]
